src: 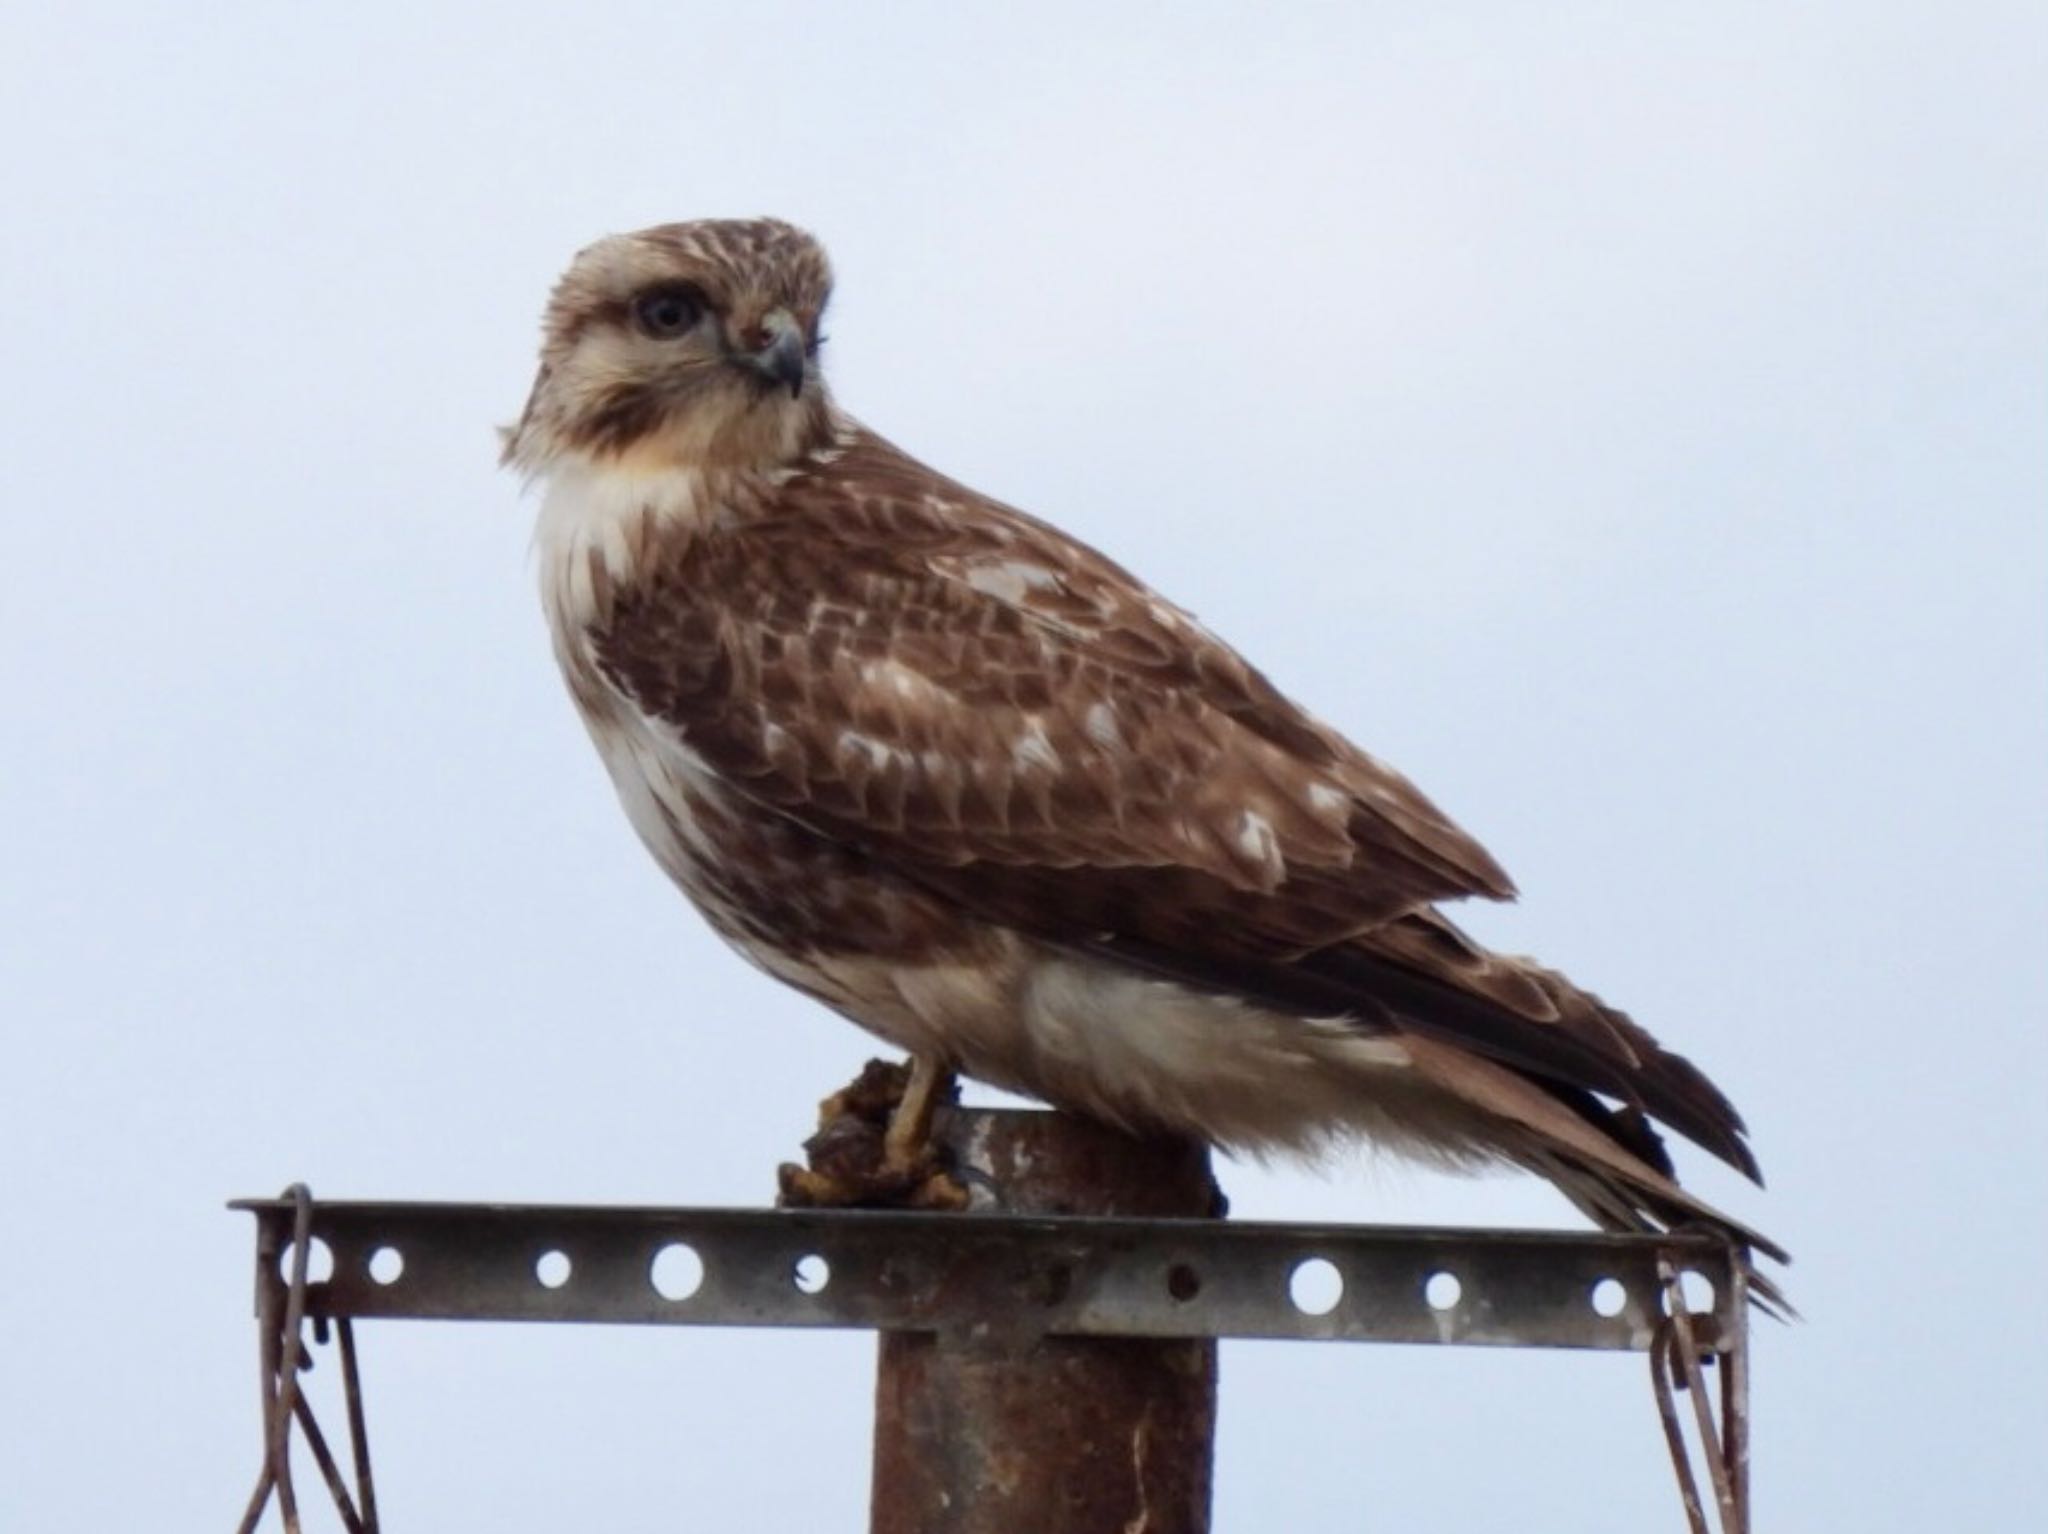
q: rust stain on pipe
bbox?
[871,1107,1220,1534]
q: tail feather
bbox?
[1527,1147,1795,1319]
[1084,919,1789,1304]
[1306,940,1765,1183]
[1397,1033,1790,1314]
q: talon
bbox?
[906,1168,971,1211]
[777,1162,843,1207]
[776,1056,963,1210]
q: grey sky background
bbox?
[3,4,2042,1528]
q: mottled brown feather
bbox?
[589,425,1763,1184]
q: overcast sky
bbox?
[3,4,2043,1529]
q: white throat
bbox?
[533,458,715,634]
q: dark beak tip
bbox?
[756,327,808,398]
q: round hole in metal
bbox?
[1663,1269,1717,1315]
[277,1238,335,1285]
[1424,1271,1462,1311]
[650,1242,703,1301]
[1289,1257,1343,1316]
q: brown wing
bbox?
[594,426,1759,1182]
[595,427,1510,951]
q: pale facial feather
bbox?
[504,218,835,478]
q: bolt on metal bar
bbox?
[232,1198,1742,1353]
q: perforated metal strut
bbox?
[233,1197,1741,1351]
[236,1100,1753,1534]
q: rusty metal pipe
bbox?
[870,1107,1222,1534]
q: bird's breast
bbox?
[551,600,1005,1017]
[534,459,721,639]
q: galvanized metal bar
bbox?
[230,1197,1738,1352]
[233,1107,1755,1533]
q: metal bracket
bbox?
[233,1189,1752,1534]
[233,1196,1739,1352]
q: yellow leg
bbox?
[883,1053,953,1172]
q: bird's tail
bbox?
[1393,1030,1792,1314]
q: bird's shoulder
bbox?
[635,426,1344,753]
[591,422,1513,912]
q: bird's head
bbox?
[502,218,834,477]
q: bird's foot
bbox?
[775,1150,969,1211]
[777,1058,969,1211]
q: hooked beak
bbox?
[741,309,809,398]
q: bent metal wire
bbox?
[233,1186,1752,1533]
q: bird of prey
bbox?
[504,217,1781,1265]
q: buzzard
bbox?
[504,218,1781,1264]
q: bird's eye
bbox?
[630,284,706,340]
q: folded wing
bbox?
[592,426,1764,1199]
